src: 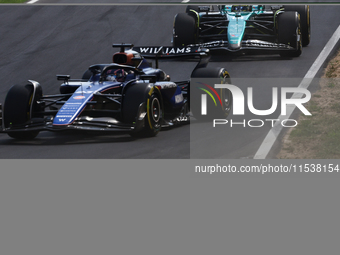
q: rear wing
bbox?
[111,43,211,70]
[132,46,211,70]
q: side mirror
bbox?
[56,75,70,82]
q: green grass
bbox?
[328,82,336,88]
[0,0,27,3]
[288,110,340,158]
[326,63,337,78]
[281,87,340,158]
[289,118,322,139]
[316,128,340,158]
[330,102,340,113]
[283,145,295,154]
[307,99,322,113]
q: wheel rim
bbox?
[224,91,231,111]
[151,97,161,123]
[220,71,232,114]
[220,88,232,114]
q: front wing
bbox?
[0,101,148,135]
[187,40,295,52]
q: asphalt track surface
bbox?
[0,4,339,158]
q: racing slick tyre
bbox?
[278,11,302,58]
[190,67,232,121]
[284,5,310,46]
[81,64,107,81]
[3,83,42,139]
[186,5,201,25]
[186,5,200,14]
[122,84,163,138]
[173,13,197,47]
[143,91,162,137]
[82,69,92,81]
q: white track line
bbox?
[254,25,340,159]
[27,0,39,4]
[182,0,190,3]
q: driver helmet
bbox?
[106,69,127,82]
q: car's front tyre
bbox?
[284,5,310,46]
[122,83,163,138]
[190,67,232,121]
[173,13,197,47]
[4,83,42,139]
[278,11,302,57]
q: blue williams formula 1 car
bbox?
[173,5,310,57]
[0,43,231,139]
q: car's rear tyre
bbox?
[186,5,200,13]
[278,11,302,57]
[4,84,41,139]
[143,91,162,137]
[190,67,232,121]
[284,5,310,46]
[173,13,197,47]
[122,84,162,138]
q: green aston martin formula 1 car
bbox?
[173,5,310,57]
